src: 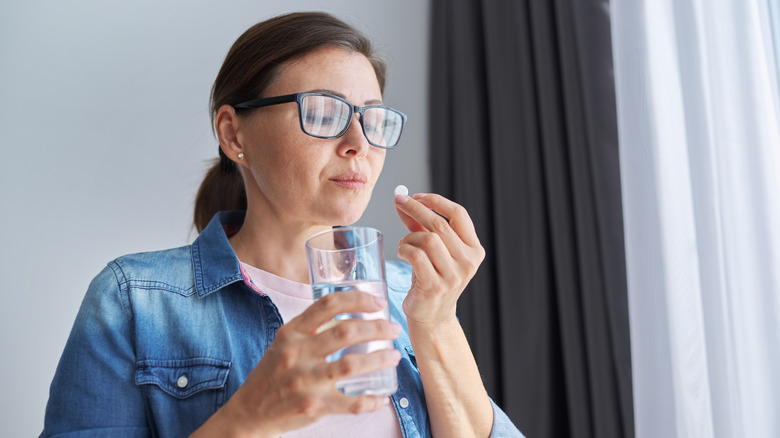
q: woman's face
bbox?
[236,46,387,228]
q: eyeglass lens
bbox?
[299,94,403,147]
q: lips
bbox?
[330,171,368,189]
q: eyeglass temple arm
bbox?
[233,93,299,109]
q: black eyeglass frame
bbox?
[233,92,408,149]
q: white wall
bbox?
[0,1,429,435]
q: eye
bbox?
[364,121,381,134]
[304,112,334,125]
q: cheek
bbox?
[259,142,327,197]
[247,121,312,178]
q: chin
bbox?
[329,206,366,227]
[316,193,371,226]
[334,214,363,227]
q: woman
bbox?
[41,12,523,437]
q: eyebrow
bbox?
[309,88,383,106]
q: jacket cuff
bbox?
[488,398,525,437]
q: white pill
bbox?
[394,185,409,197]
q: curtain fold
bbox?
[430,1,634,436]
[612,0,780,436]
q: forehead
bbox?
[268,46,382,101]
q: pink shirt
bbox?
[240,262,403,438]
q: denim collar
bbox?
[191,210,246,298]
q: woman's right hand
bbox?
[192,290,401,438]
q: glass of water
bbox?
[305,226,398,396]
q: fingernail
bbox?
[395,194,408,204]
[413,193,426,200]
[390,322,402,335]
[383,397,391,405]
[392,349,402,362]
[374,296,388,308]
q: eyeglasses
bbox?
[233,92,407,149]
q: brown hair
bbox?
[193,11,387,232]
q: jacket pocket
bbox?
[136,357,231,398]
[135,357,231,431]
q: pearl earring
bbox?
[238,153,244,159]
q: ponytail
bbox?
[193,148,247,232]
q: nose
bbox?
[336,112,370,157]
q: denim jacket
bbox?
[41,211,523,437]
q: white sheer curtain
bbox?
[611,0,780,437]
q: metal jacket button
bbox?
[177,375,188,388]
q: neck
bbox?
[229,207,329,284]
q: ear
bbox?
[215,104,248,168]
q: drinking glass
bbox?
[305,227,398,396]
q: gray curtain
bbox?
[429,1,634,437]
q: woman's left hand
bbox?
[394,193,485,327]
